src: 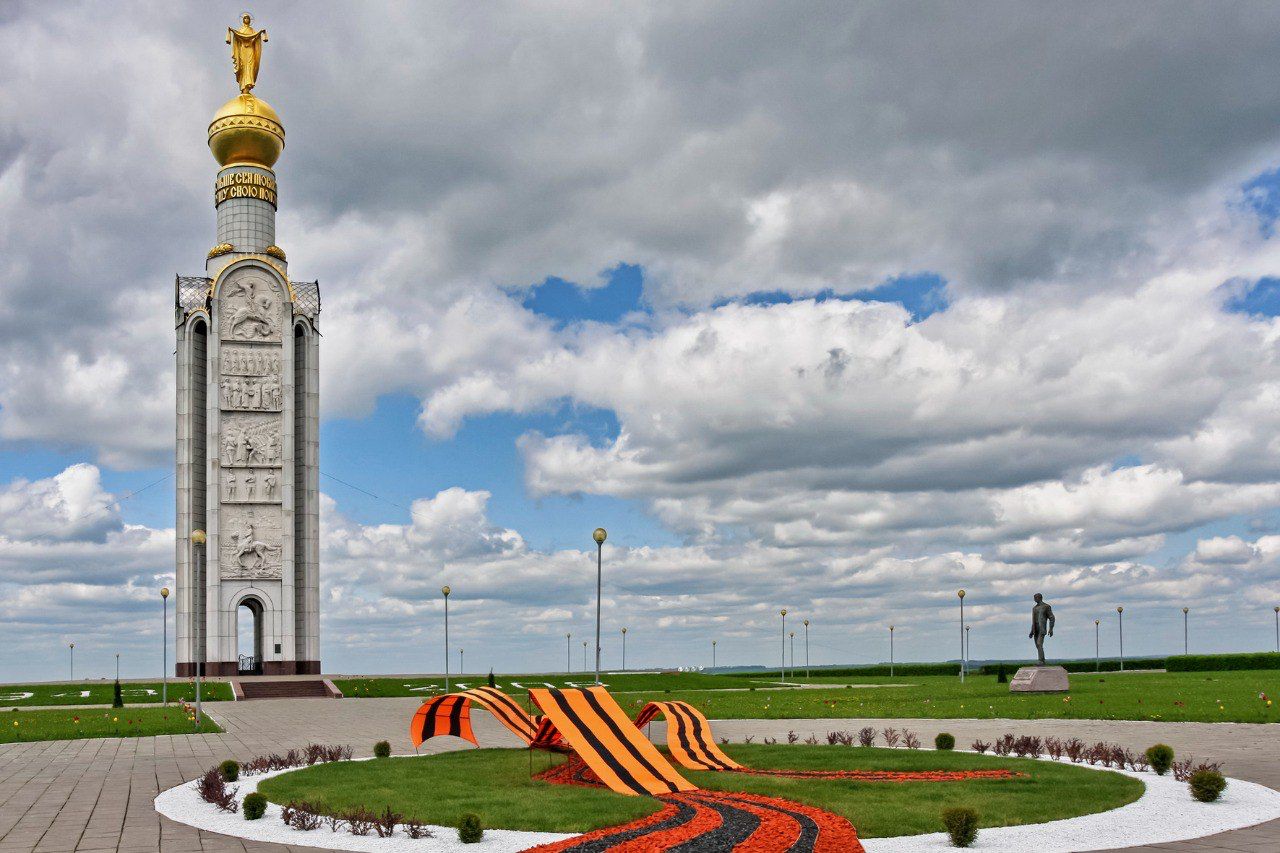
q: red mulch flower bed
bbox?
[738,767,1022,783]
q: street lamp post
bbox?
[889,625,894,677]
[583,640,588,672]
[459,648,464,676]
[161,587,170,705]
[1182,607,1189,656]
[789,631,795,676]
[1117,606,1125,672]
[957,590,966,683]
[780,609,788,684]
[712,639,717,669]
[115,653,120,681]
[621,627,627,671]
[192,529,206,728]
[566,633,571,673]
[965,625,971,667]
[1094,619,1100,672]
[593,527,607,686]
[442,586,451,693]
[1274,606,1279,653]
[69,643,74,681]
[803,619,810,679]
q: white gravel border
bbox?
[154,757,576,852]
[862,755,1280,852]
[155,753,1280,852]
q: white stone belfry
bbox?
[174,26,320,676]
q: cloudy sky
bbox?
[3,1,1280,681]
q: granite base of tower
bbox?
[176,660,321,677]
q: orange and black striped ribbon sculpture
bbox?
[409,694,476,748]
[528,686,697,797]
[410,686,538,748]
[634,700,742,772]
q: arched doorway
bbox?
[237,597,265,675]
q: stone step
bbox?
[233,679,341,700]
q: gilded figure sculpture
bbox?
[227,14,268,94]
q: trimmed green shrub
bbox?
[458,812,483,843]
[242,792,267,820]
[1146,744,1174,776]
[934,732,956,751]
[112,680,124,709]
[1167,652,1280,672]
[219,759,239,782]
[1189,769,1227,802]
[941,806,979,847]
[996,664,1007,683]
[488,669,496,688]
[373,740,391,758]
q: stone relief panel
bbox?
[219,374,282,412]
[219,505,283,580]
[221,346,282,377]
[222,467,281,503]
[220,413,281,467]
[219,269,284,342]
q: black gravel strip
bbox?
[667,794,760,853]
[555,799,699,853]
[721,795,821,853]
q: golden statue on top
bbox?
[227,13,268,94]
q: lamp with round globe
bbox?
[592,528,607,685]
[957,589,967,682]
[621,627,628,671]
[191,530,206,727]
[803,619,810,679]
[1117,606,1125,671]
[1182,607,1189,656]
[1094,619,1101,672]
[780,609,788,684]
[889,625,895,677]
[161,587,170,705]
[442,586,452,692]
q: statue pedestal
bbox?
[1009,666,1069,693]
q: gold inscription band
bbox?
[214,170,278,208]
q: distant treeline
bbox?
[730,651,1280,678]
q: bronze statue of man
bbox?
[1029,593,1055,665]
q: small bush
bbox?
[996,663,1007,683]
[942,806,979,848]
[196,768,238,813]
[970,739,990,754]
[1189,769,1227,802]
[219,759,240,782]
[881,727,901,748]
[112,680,124,709]
[459,812,484,843]
[935,732,956,751]
[374,805,402,838]
[1146,744,1174,775]
[1166,652,1280,672]
[903,730,921,749]
[373,740,391,759]
[857,726,876,747]
[242,792,267,820]
[341,806,376,836]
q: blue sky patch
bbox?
[1222,276,1280,317]
[522,264,646,326]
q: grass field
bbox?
[337,669,1280,723]
[257,745,1142,837]
[0,680,233,707]
[0,706,223,743]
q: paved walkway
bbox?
[0,699,1274,852]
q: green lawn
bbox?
[0,706,223,743]
[337,669,1280,723]
[647,671,1280,723]
[0,681,233,707]
[333,671,762,700]
[257,745,1142,838]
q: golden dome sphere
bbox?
[208,93,284,168]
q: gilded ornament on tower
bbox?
[207,242,235,259]
[264,244,287,261]
[208,13,284,169]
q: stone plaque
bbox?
[1009,665,1070,693]
[219,505,283,580]
[219,269,284,342]
[219,413,282,467]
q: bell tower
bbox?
[175,15,321,676]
